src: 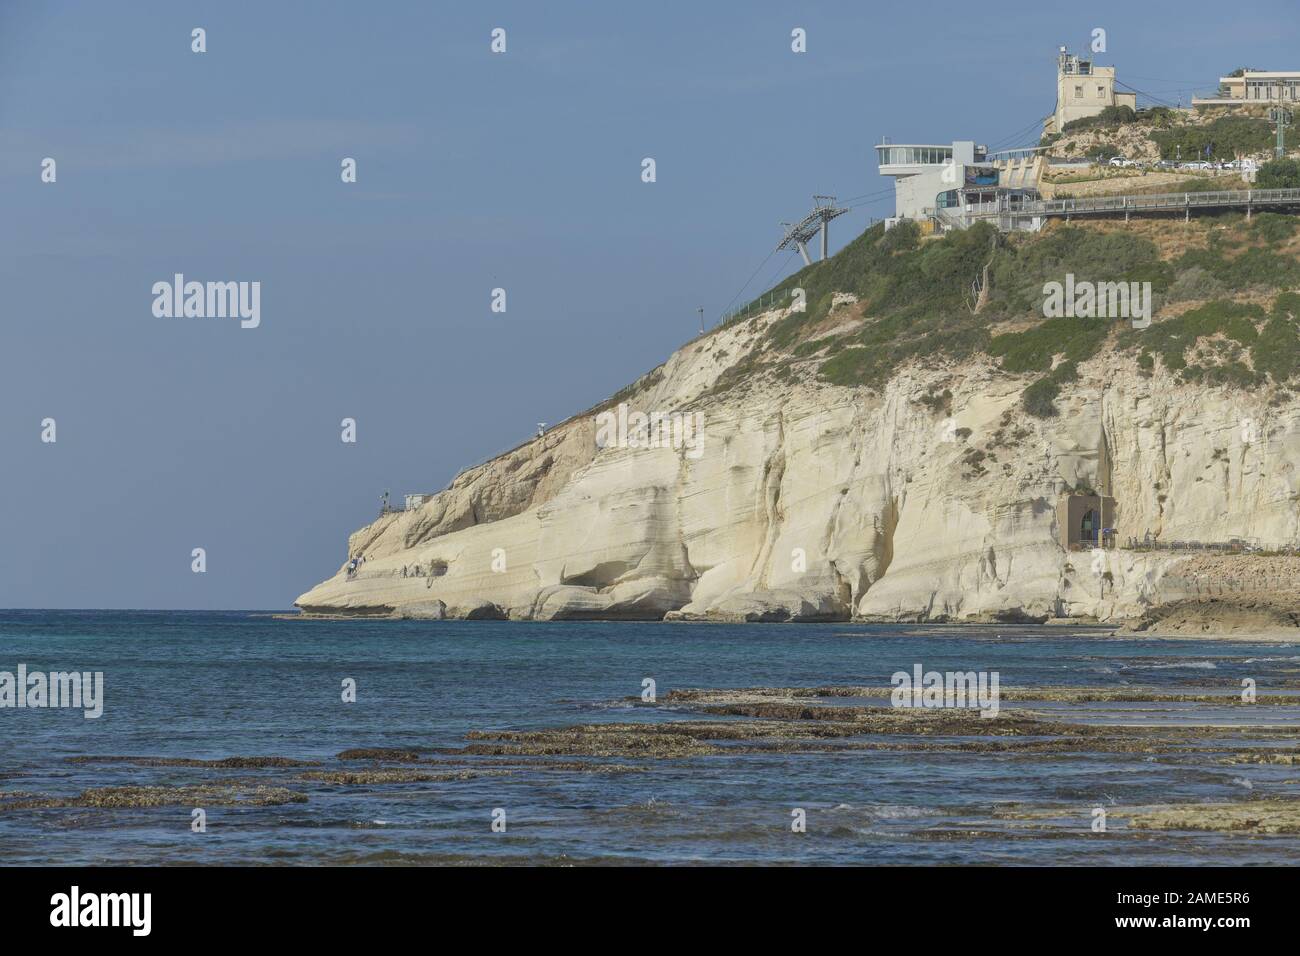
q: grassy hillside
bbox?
[717,212,1300,417]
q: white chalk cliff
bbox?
[295,306,1300,623]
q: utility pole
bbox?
[698,307,705,334]
[1270,81,1292,159]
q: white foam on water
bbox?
[1126,660,1218,670]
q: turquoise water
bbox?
[1,610,1298,865]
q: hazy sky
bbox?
[2,0,1296,609]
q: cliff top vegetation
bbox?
[716,212,1300,417]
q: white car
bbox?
[1107,156,1127,167]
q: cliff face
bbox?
[294,302,1300,623]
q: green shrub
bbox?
[1164,265,1226,303]
[988,317,1110,373]
[1122,259,1175,293]
[1256,158,1300,189]
[1174,244,1300,291]
[1122,299,1263,373]
[818,347,888,387]
[1022,377,1062,418]
[1151,115,1273,161]
[1181,361,1259,388]
[987,226,1163,317]
[1137,107,1177,127]
[1222,247,1300,287]
[917,388,953,414]
[1177,176,1241,193]
[1253,294,1300,383]
[791,336,838,357]
[1272,290,1300,316]
[1251,212,1299,244]
[1061,105,1136,133]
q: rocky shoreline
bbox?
[278,596,1300,639]
[7,683,1299,837]
[1122,594,1300,638]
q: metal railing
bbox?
[1124,537,1299,554]
[1155,574,1300,599]
[719,288,795,325]
[972,187,1300,222]
[932,207,966,232]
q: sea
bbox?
[1,610,1298,866]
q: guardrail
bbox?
[1155,574,1300,599]
[1124,538,1299,554]
[972,187,1300,222]
[933,207,966,232]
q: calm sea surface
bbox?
[2,610,1298,865]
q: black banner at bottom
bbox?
[0,865,1279,941]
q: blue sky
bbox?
[2,0,1296,609]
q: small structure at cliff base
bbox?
[1058,494,1115,550]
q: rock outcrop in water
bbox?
[295,220,1300,624]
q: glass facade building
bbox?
[876,145,954,167]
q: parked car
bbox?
[1107,156,1127,167]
